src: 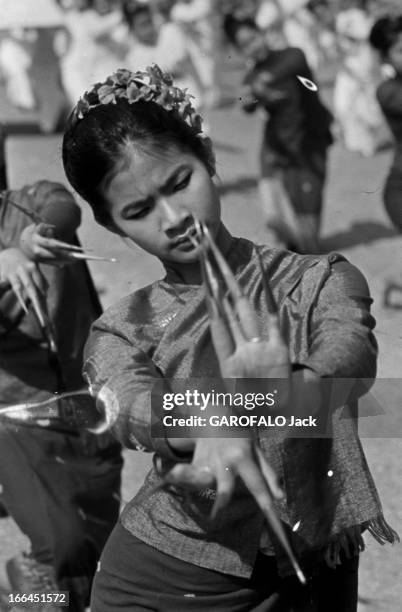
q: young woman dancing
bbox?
[62,66,397,612]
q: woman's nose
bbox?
[159,198,191,233]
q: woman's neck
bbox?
[163,224,233,285]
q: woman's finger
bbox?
[27,263,48,295]
[9,277,29,314]
[201,222,258,337]
[35,236,84,252]
[240,449,306,584]
[265,313,284,345]
[29,245,67,263]
[68,252,117,262]
[29,245,76,267]
[200,248,235,360]
[221,295,245,346]
[210,463,236,520]
[164,464,215,491]
[202,223,261,339]
[210,314,235,361]
[203,224,242,302]
[236,295,260,340]
[255,446,284,500]
[17,265,47,327]
[236,455,277,510]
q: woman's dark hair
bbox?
[369,16,402,59]
[223,15,259,46]
[62,99,215,225]
[122,0,151,28]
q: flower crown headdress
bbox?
[72,64,204,135]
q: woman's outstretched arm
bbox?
[84,322,186,461]
[300,259,378,381]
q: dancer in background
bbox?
[369,14,402,305]
[0,180,122,612]
[171,0,222,108]
[370,15,402,231]
[123,1,203,108]
[256,0,322,70]
[224,15,333,253]
[58,0,124,107]
[62,65,397,612]
[334,0,389,157]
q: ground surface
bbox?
[0,55,401,610]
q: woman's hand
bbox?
[0,247,48,321]
[252,73,288,102]
[196,226,291,382]
[19,223,81,265]
[164,436,283,519]
[164,433,305,582]
[210,284,290,382]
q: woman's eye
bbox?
[126,207,150,220]
[173,174,191,192]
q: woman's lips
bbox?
[171,227,198,247]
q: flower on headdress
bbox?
[139,84,155,102]
[147,64,167,86]
[71,64,206,140]
[178,99,192,119]
[168,86,184,105]
[126,81,143,103]
[97,84,117,105]
[155,85,174,110]
[75,97,90,120]
[84,88,98,105]
[112,69,134,87]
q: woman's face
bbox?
[101,145,221,265]
[235,25,267,63]
[132,10,158,46]
[388,34,402,76]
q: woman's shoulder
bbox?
[246,240,363,300]
[92,281,161,333]
[247,239,328,276]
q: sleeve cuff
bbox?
[153,437,193,463]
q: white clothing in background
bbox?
[0,34,36,109]
[59,8,124,105]
[334,8,389,156]
[0,0,63,29]
[256,0,321,70]
[171,0,221,101]
[125,22,202,105]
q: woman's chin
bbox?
[163,245,200,265]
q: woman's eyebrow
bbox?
[120,165,191,214]
[160,164,191,193]
[121,198,150,215]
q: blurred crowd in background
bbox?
[0,0,400,150]
[1,3,402,610]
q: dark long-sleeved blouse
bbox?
[243,47,333,168]
[85,238,395,578]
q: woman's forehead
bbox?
[123,144,191,177]
[104,146,193,200]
